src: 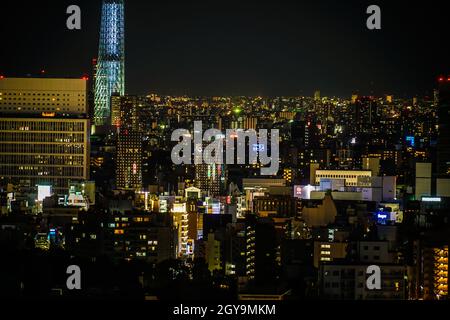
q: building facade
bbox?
[115,95,143,190]
[319,263,406,300]
[0,77,90,194]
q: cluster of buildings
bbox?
[0,0,449,300]
[0,74,449,300]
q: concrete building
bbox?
[0,77,87,115]
[419,245,449,300]
[116,130,143,190]
[415,163,432,200]
[362,157,380,176]
[171,202,189,258]
[302,194,337,227]
[66,211,176,263]
[0,77,90,194]
[242,178,286,189]
[315,170,372,187]
[205,232,222,272]
[319,263,406,300]
[245,216,277,283]
[357,241,397,264]
[313,241,348,268]
[115,96,143,190]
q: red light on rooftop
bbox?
[438,76,445,82]
[0,75,4,79]
[82,76,89,81]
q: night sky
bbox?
[0,0,448,97]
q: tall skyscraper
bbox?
[195,163,225,197]
[116,96,143,190]
[437,77,450,176]
[353,97,381,136]
[111,94,140,130]
[116,130,143,190]
[94,0,125,126]
[0,77,90,194]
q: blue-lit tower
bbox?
[94,0,125,126]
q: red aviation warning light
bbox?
[437,76,450,82]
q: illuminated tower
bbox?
[94,0,125,126]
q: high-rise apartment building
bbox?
[353,97,381,135]
[116,131,143,190]
[419,244,449,300]
[112,95,141,130]
[195,163,226,197]
[245,216,277,283]
[115,95,143,190]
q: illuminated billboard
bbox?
[421,197,441,202]
[293,185,318,199]
[37,185,52,201]
[293,185,303,198]
[252,144,265,152]
[172,203,187,213]
[406,136,415,147]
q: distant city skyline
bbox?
[0,0,448,97]
[1,1,450,302]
